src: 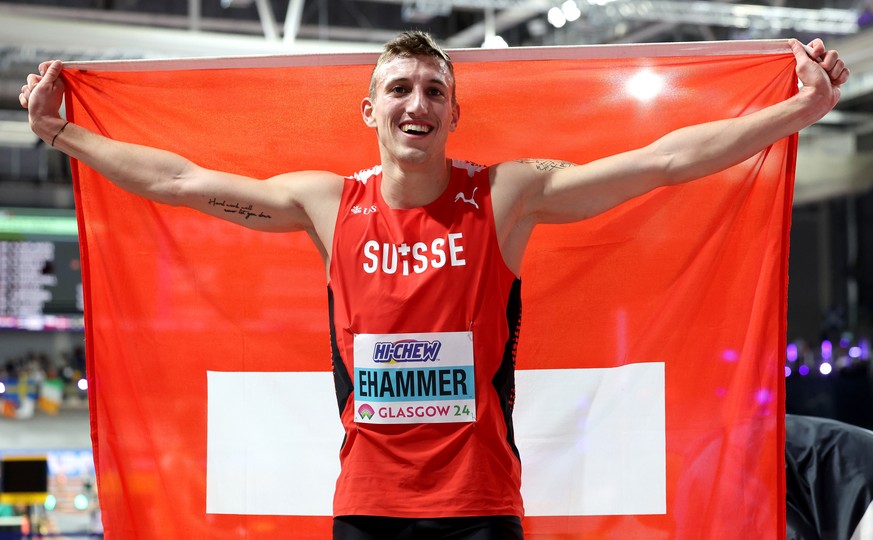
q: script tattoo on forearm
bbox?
[516,159,575,172]
[208,198,272,220]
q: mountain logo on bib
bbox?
[357,404,375,420]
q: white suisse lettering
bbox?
[363,241,379,273]
[431,238,446,269]
[411,242,428,274]
[382,243,398,274]
[448,233,465,267]
[362,234,466,275]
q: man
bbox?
[20,31,849,540]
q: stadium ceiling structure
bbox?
[0,0,871,204]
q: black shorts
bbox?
[332,515,524,540]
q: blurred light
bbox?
[786,343,798,362]
[798,365,810,376]
[821,340,833,360]
[44,494,57,511]
[784,365,792,377]
[481,35,509,48]
[819,362,833,376]
[849,346,862,359]
[755,389,772,405]
[626,69,665,102]
[547,7,567,27]
[0,382,5,394]
[561,0,582,21]
[840,336,851,348]
[722,349,738,362]
[527,18,548,37]
[860,339,870,359]
[77,378,88,391]
[73,493,89,511]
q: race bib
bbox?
[353,331,475,424]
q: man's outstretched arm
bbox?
[20,60,341,235]
[496,38,849,228]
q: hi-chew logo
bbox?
[373,340,441,363]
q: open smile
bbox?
[399,122,434,136]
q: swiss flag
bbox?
[65,41,795,538]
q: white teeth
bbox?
[401,124,432,134]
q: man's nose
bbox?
[407,88,428,115]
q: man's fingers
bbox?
[791,38,849,86]
[819,50,839,71]
[831,65,850,85]
[805,38,825,59]
[37,60,63,89]
[792,37,826,63]
[790,39,815,64]
[21,60,65,110]
[19,81,31,108]
[814,50,849,85]
[38,60,54,77]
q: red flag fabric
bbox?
[64,41,796,539]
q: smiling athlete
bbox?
[20,31,849,540]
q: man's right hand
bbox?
[789,39,849,125]
[20,60,68,144]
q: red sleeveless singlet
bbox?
[328,159,523,518]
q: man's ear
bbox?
[361,97,377,128]
[449,102,460,132]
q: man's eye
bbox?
[391,86,407,94]
[428,88,444,96]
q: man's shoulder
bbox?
[445,159,533,189]
[488,159,535,183]
[266,170,345,205]
[490,158,576,183]
[487,159,558,204]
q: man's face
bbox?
[361,55,459,165]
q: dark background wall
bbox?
[786,190,873,429]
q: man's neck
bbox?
[379,156,451,209]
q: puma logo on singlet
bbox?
[454,187,478,209]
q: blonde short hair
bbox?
[369,31,456,104]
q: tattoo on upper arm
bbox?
[208,198,272,220]
[516,159,576,172]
